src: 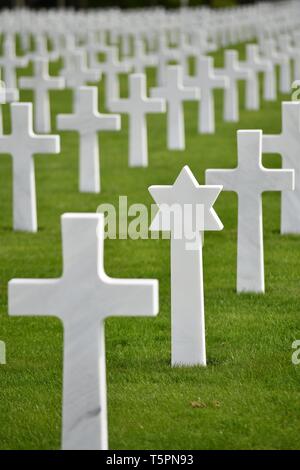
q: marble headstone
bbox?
[149,166,223,366]
[206,130,294,293]
[9,213,159,450]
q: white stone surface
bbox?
[156,34,180,86]
[0,36,28,90]
[19,58,65,133]
[8,213,159,450]
[149,166,223,366]
[129,39,157,74]
[0,103,60,232]
[186,55,228,134]
[110,73,165,167]
[57,86,120,193]
[98,47,131,108]
[216,50,252,123]
[28,33,59,62]
[261,38,291,94]
[262,102,300,234]
[244,44,276,103]
[151,65,199,150]
[206,130,294,293]
[0,70,19,134]
[60,50,101,89]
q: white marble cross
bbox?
[278,34,298,86]
[156,35,180,86]
[0,103,60,232]
[0,69,19,104]
[151,65,199,150]
[239,49,260,111]
[28,33,59,62]
[99,47,131,108]
[57,86,120,193]
[149,166,223,366]
[206,130,294,293]
[243,44,276,103]
[216,50,253,122]
[19,58,65,133]
[261,39,291,94]
[55,33,77,62]
[60,50,101,89]
[110,73,165,167]
[85,40,110,69]
[0,36,28,90]
[292,31,300,81]
[185,55,228,134]
[262,102,300,234]
[0,70,19,133]
[8,212,159,450]
[129,39,157,74]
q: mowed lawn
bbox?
[0,42,300,450]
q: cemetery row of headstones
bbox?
[1,1,300,450]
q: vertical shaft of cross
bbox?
[129,112,147,167]
[79,132,100,192]
[264,66,276,101]
[106,75,118,110]
[237,131,265,293]
[245,71,259,111]
[224,77,238,122]
[168,101,184,150]
[237,193,264,293]
[171,235,206,366]
[200,90,214,134]
[13,154,37,232]
[62,319,108,450]
[281,172,300,235]
[36,87,51,134]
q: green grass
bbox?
[0,42,300,450]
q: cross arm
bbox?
[19,77,37,90]
[205,168,237,191]
[100,277,159,319]
[85,70,101,82]
[49,76,66,90]
[182,86,200,101]
[108,99,130,114]
[145,97,166,114]
[97,113,121,131]
[262,134,284,154]
[150,87,167,99]
[212,74,229,89]
[236,67,252,81]
[33,134,60,155]
[255,59,272,73]
[8,279,63,319]
[263,169,294,192]
[57,114,80,132]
